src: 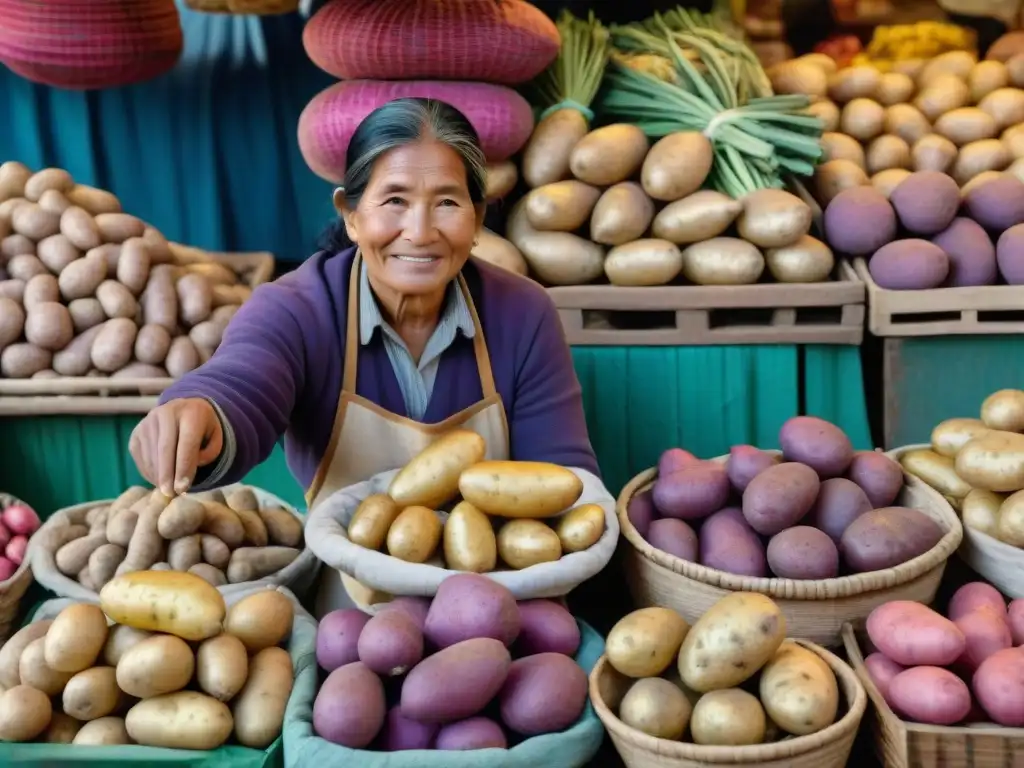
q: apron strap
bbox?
[458,273,498,399]
[342,252,362,394]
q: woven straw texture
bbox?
[0,494,34,644]
[298,79,534,183]
[590,640,867,768]
[888,444,1024,599]
[842,623,1024,768]
[618,452,964,645]
[0,0,183,90]
[303,0,559,84]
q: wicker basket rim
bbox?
[589,639,868,762]
[616,450,964,599]
[840,622,1024,739]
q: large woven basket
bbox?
[618,452,963,645]
[842,623,1024,767]
[888,444,1024,599]
[589,639,867,768]
[0,494,35,644]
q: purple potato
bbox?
[807,477,873,542]
[869,239,950,290]
[423,573,521,649]
[316,608,371,672]
[515,600,581,656]
[646,518,699,561]
[779,416,854,478]
[890,170,961,235]
[932,217,997,287]
[435,717,507,750]
[499,653,588,736]
[823,185,897,255]
[840,506,945,572]
[766,526,840,579]
[358,609,424,677]
[846,451,904,507]
[726,444,781,492]
[996,223,1024,284]
[652,461,730,520]
[313,661,385,747]
[378,706,438,751]
[401,638,512,723]
[658,448,698,477]
[742,462,821,536]
[699,507,767,577]
[964,175,1024,232]
[627,489,656,538]
[378,597,431,631]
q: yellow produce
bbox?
[387,429,486,509]
[231,646,293,748]
[997,490,1024,546]
[224,589,294,652]
[386,506,442,564]
[606,607,690,678]
[99,570,226,642]
[62,666,120,721]
[961,489,1005,536]
[0,685,52,742]
[899,448,972,498]
[443,501,497,573]
[690,688,766,746]
[555,503,606,553]
[44,604,108,674]
[347,494,401,551]
[931,418,990,457]
[115,635,195,698]
[196,634,249,703]
[759,642,839,735]
[496,519,562,569]
[125,691,233,750]
[618,677,692,739]
[459,461,583,519]
[981,389,1024,432]
[956,431,1024,493]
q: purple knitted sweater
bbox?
[159,247,600,489]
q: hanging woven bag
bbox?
[0,0,183,90]
[303,0,560,85]
[297,79,535,183]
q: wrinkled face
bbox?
[340,139,484,296]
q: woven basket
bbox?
[887,444,1024,599]
[842,623,1024,767]
[0,0,183,90]
[185,0,230,11]
[619,453,964,645]
[590,640,867,768]
[226,0,298,13]
[0,494,36,644]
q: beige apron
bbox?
[307,254,510,615]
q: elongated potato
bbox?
[199,501,245,548]
[158,496,206,539]
[0,620,53,689]
[506,198,605,285]
[459,461,583,518]
[44,604,108,674]
[555,503,606,553]
[496,519,561,569]
[997,489,1024,546]
[652,191,742,245]
[63,666,120,721]
[258,507,303,547]
[225,546,300,583]
[981,389,1024,432]
[521,108,589,188]
[604,239,683,287]
[197,634,248,702]
[388,429,486,508]
[606,607,690,678]
[956,431,1024,492]
[232,646,293,748]
[590,182,655,246]
[42,711,81,743]
[759,642,839,735]
[100,570,226,641]
[524,181,600,232]
[931,418,990,457]
[224,588,294,652]
[347,493,401,551]
[443,501,497,573]
[642,132,713,201]
[73,716,130,745]
[681,238,765,285]
[102,624,153,667]
[900,448,972,498]
[569,124,649,186]
[116,634,195,698]
[19,638,73,696]
[126,691,233,750]
[962,488,1005,536]
[386,507,442,564]
[485,160,518,201]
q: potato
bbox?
[725,445,779,493]
[0,685,52,742]
[36,234,79,274]
[767,526,840,579]
[73,716,130,745]
[106,508,140,548]
[606,607,689,678]
[954,608,1012,671]
[347,493,400,551]
[979,88,1024,131]
[499,652,587,736]
[900,448,972,498]
[974,648,1024,726]
[471,229,527,275]
[63,666,120,721]
[935,108,999,146]
[157,495,206,539]
[358,609,423,677]
[496,519,561,569]
[58,252,106,301]
[188,563,228,587]
[698,507,766,577]
[765,235,835,283]
[232,646,292,748]
[193,634,248,704]
[807,98,840,131]
[997,489,1024,546]
[677,592,785,692]
[842,506,944,572]
[68,297,105,333]
[42,711,82,743]
[45,603,108,673]
[742,462,820,536]
[126,691,233,750]
[681,237,765,285]
[604,239,682,287]
[863,652,905,703]
[524,180,600,231]
[769,59,828,97]
[199,501,245,547]
[91,317,138,373]
[50,324,101,376]
[915,75,971,121]
[388,429,485,509]
[515,600,581,656]
[618,677,692,739]
[116,634,195,698]
[22,274,59,312]
[641,132,713,201]
[506,198,605,285]
[165,336,201,377]
[808,477,872,542]
[23,301,73,352]
[100,570,226,641]
[956,430,1024,492]
[164,535,200,572]
[690,688,766,746]
[400,638,511,723]
[0,297,24,348]
[888,665,972,726]
[867,601,965,666]
[0,161,31,199]
[12,202,60,240]
[877,71,916,104]
[1,238,36,264]
[102,624,153,667]
[24,168,73,202]
[738,188,812,249]
[55,532,108,576]
[840,98,885,141]
[651,190,742,245]
[555,502,605,554]
[313,662,385,747]
[962,489,1004,536]
[0,620,52,688]
[443,500,497,573]
[827,65,880,103]
[121,491,169,572]
[866,135,911,174]
[569,124,649,187]
[142,264,178,331]
[981,389,1024,432]
[483,160,517,201]
[820,131,866,168]
[222,588,293,652]
[259,506,303,547]
[954,139,1012,186]
[759,642,838,735]
[423,572,520,648]
[459,461,582,518]
[18,638,74,695]
[96,279,137,320]
[813,159,869,205]
[315,609,370,674]
[590,182,655,246]
[433,716,503,750]
[384,506,441,564]
[931,417,991,457]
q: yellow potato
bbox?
[63,666,120,721]
[981,389,1024,432]
[73,716,130,745]
[606,607,690,678]
[996,490,1024,546]
[19,638,73,696]
[570,124,650,187]
[386,506,442,563]
[126,691,233,750]
[618,677,692,739]
[224,588,294,652]
[678,592,785,693]
[459,461,583,518]
[956,431,1024,493]
[44,603,108,673]
[0,620,52,689]
[102,624,153,666]
[555,503,606,553]
[690,689,766,746]
[962,489,1005,536]
[931,418,990,457]
[197,634,249,702]
[157,495,206,539]
[100,570,226,642]
[603,239,682,287]
[681,237,765,286]
[232,646,293,748]
[759,642,838,735]
[524,180,601,231]
[641,132,713,201]
[443,501,497,573]
[347,493,401,550]
[900,448,972,498]
[116,634,195,698]
[0,685,52,742]
[496,519,561,569]
[388,429,486,508]
[41,711,82,743]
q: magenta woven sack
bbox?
[302,0,559,85]
[298,79,535,183]
[0,0,183,90]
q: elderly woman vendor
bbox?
[129,97,613,608]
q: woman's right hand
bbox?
[129,398,224,497]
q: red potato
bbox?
[316,609,370,673]
[973,647,1024,726]
[357,610,423,677]
[627,490,656,538]
[779,416,854,478]
[888,666,972,725]
[658,448,698,476]
[1009,600,1024,645]
[378,706,437,752]
[379,597,431,632]
[954,609,1012,671]
[846,450,904,507]
[867,601,966,666]
[401,638,512,723]
[498,653,588,736]
[0,556,16,582]
[948,582,1008,622]
[0,520,10,549]
[807,477,872,542]
[423,574,521,649]
[864,652,906,703]
[435,717,507,750]
[1,504,40,536]
[646,518,698,562]
[652,461,730,520]
[5,535,27,566]
[726,445,780,492]
[742,462,821,536]
[699,507,767,577]
[840,507,944,573]
[514,600,581,657]
[313,661,385,747]
[766,526,840,579]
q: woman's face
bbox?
[341,139,484,297]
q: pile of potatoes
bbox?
[503,123,831,289]
[862,583,1024,727]
[0,161,259,380]
[902,388,1024,546]
[627,415,947,580]
[0,573,295,749]
[313,573,588,750]
[347,429,606,572]
[823,170,1024,289]
[604,593,841,745]
[43,485,304,591]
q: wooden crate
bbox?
[0,248,273,414]
[548,261,865,346]
[856,258,1024,337]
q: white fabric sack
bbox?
[31,483,320,604]
[304,466,619,602]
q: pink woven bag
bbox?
[298,80,535,183]
[0,0,183,90]
[303,0,559,85]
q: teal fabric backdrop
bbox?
[0,2,334,262]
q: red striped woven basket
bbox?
[0,0,183,90]
[298,80,535,184]
[303,0,560,85]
